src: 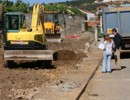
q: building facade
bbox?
[103,0,126,2]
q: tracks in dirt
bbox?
[76,58,103,100]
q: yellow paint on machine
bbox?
[7,32,35,41]
[7,31,46,45]
[107,28,118,34]
[107,28,113,34]
[44,22,54,33]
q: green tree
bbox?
[2,0,13,7]
[2,0,30,13]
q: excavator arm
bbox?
[31,3,44,32]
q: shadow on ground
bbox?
[6,60,55,69]
[112,66,127,72]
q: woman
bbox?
[102,35,114,73]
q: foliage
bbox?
[44,3,82,15]
[59,0,95,6]
[59,0,107,12]
[0,0,105,14]
[1,0,82,15]
[80,3,107,11]
[1,0,30,13]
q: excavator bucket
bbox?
[45,33,61,43]
[4,50,54,61]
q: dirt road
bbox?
[0,32,100,99]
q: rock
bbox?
[34,88,38,92]
[17,96,24,99]
[11,81,15,84]
[56,80,64,85]
[85,42,90,48]
[84,42,90,54]
[8,94,12,98]
[76,64,80,68]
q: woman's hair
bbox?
[104,35,111,42]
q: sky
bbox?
[10,0,67,5]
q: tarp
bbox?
[66,34,80,39]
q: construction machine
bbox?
[3,4,54,67]
[44,11,65,43]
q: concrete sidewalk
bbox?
[32,48,102,100]
[80,59,130,100]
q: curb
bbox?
[75,58,103,100]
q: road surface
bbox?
[80,58,130,100]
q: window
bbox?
[45,14,54,22]
[7,15,19,30]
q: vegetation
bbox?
[61,0,95,6]
[61,0,107,12]
[80,3,107,12]
[45,0,107,13]
[44,4,82,15]
[0,0,29,13]
[0,0,106,14]
[0,0,82,15]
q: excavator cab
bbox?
[44,11,65,43]
[4,12,26,49]
[5,12,25,32]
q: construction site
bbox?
[0,1,130,100]
[0,3,101,99]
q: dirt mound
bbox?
[54,50,85,61]
[54,50,76,61]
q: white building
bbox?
[79,9,95,21]
[103,0,125,2]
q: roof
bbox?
[79,9,94,14]
[5,12,24,15]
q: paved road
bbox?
[80,58,130,100]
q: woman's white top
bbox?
[98,43,105,50]
[104,40,114,54]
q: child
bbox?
[102,35,114,73]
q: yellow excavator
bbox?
[3,4,54,67]
[44,11,65,43]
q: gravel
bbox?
[58,81,81,92]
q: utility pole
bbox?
[94,18,98,42]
